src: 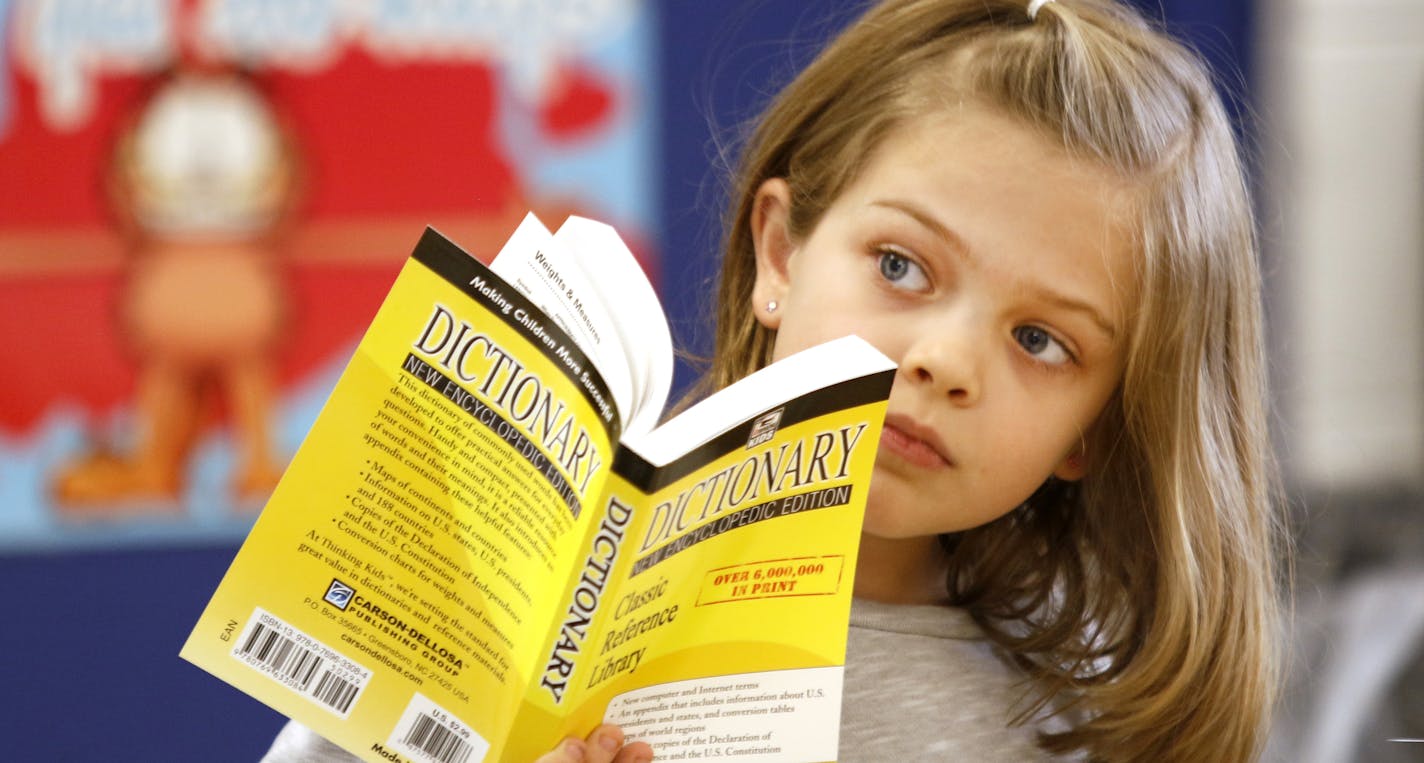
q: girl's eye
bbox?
[1013,325,1073,366]
[876,249,930,291]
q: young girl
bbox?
[271,0,1285,760]
[540,0,1284,760]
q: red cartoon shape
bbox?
[540,64,615,140]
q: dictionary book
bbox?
[181,214,895,763]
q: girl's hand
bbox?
[534,724,653,763]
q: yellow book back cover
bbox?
[182,229,620,763]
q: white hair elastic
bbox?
[1027,0,1054,20]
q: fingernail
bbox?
[597,731,620,752]
[563,739,587,762]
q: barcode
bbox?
[402,713,475,763]
[389,693,489,763]
[232,608,371,717]
[238,622,324,691]
[311,668,361,714]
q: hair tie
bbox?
[1027,0,1054,20]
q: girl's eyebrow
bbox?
[870,198,1118,341]
[1026,285,1119,341]
[870,199,971,262]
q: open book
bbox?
[181,214,895,763]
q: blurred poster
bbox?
[0,0,657,552]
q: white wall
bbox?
[1258,0,1424,491]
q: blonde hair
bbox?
[705,0,1286,759]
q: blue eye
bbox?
[1013,325,1072,365]
[876,250,929,290]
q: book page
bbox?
[182,229,624,763]
[505,337,897,762]
[490,213,672,437]
[551,217,673,438]
[623,336,894,466]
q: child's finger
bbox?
[532,736,589,763]
[533,724,650,763]
[584,724,631,763]
[612,738,655,763]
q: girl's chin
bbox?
[860,494,947,540]
[862,479,989,539]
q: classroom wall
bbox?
[1257,0,1424,493]
[1255,0,1424,758]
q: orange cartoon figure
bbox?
[52,67,298,512]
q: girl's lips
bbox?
[880,416,953,469]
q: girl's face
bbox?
[752,104,1139,547]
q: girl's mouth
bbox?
[880,417,953,469]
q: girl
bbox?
[545,0,1285,760]
[273,0,1285,760]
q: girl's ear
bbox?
[750,178,795,330]
[1053,448,1088,482]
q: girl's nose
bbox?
[900,323,981,406]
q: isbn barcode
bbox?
[402,713,475,763]
[233,608,370,717]
[310,666,361,713]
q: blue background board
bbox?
[2,1,1251,759]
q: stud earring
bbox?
[766,300,778,314]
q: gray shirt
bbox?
[841,598,1064,761]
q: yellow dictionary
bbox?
[181,215,894,763]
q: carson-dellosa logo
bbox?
[323,579,355,610]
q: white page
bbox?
[551,216,672,438]
[621,335,895,467]
[488,213,633,430]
